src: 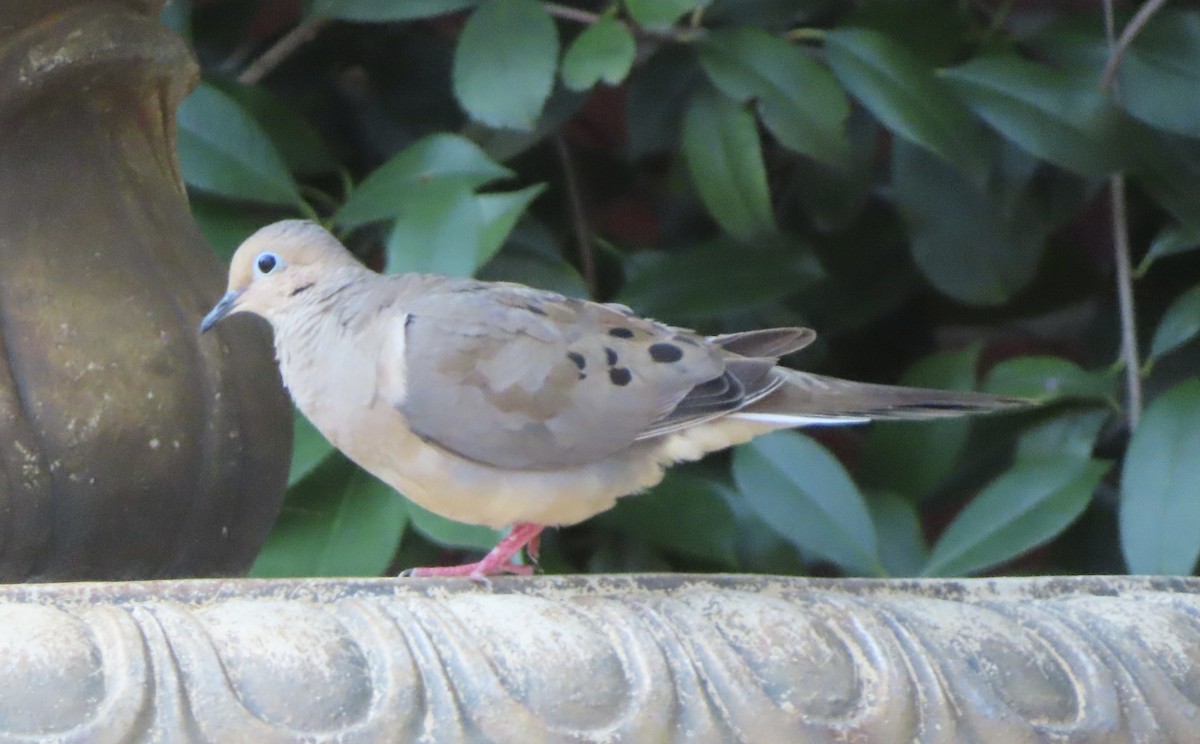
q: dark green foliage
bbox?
[172,0,1200,578]
[1120,380,1200,574]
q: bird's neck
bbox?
[271,269,377,398]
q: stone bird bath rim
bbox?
[0,573,1195,742]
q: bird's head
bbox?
[200,220,359,332]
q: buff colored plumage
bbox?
[202,220,1027,578]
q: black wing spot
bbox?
[609,367,632,386]
[608,327,635,339]
[604,347,618,366]
[648,342,683,363]
[567,351,586,370]
[525,303,547,316]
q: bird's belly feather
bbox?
[336,407,671,528]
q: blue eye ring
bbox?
[255,252,279,275]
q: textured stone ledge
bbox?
[0,574,1197,742]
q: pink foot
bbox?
[403,523,544,581]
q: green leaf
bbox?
[984,356,1116,403]
[215,83,339,177]
[892,142,1046,305]
[467,86,589,163]
[176,82,302,207]
[626,46,704,156]
[1150,284,1200,362]
[189,198,263,262]
[617,236,823,319]
[1108,13,1200,139]
[406,501,502,551]
[1032,10,1200,140]
[1120,379,1200,574]
[682,86,776,241]
[732,431,882,575]
[724,494,807,574]
[384,185,482,277]
[251,456,408,577]
[789,109,876,232]
[560,18,636,91]
[1126,129,1200,230]
[846,0,972,68]
[453,0,558,130]
[384,183,542,277]
[315,469,407,576]
[1022,14,1113,74]
[868,491,928,577]
[335,133,538,277]
[1015,409,1108,465]
[625,0,707,29]
[824,27,991,183]
[475,184,545,268]
[859,345,980,501]
[940,54,1126,175]
[335,133,512,228]
[705,0,827,31]
[289,410,334,487]
[1139,223,1200,276]
[311,0,478,21]
[922,457,1106,577]
[599,471,739,566]
[477,222,589,297]
[698,28,850,167]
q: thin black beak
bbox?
[200,290,243,333]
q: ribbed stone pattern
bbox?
[0,575,1197,742]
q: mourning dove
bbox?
[201,220,1027,579]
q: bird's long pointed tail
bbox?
[731,367,1032,426]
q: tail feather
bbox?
[733,368,1031,424]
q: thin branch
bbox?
[542,2,603,25]
[553,134,597,298]
[1101,0,1171,91]
[542,2,702,42]
[1102,0,1164,429]
[238,17,332,85]
[220,39,257,76]
[1108,175,1142,427]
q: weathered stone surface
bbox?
[0,0,291,580]
[0,575,1197,742]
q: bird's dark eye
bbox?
[255,252,279,275]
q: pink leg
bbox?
[404,523,544,581]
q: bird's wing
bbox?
[707,327,816,358]
[385,280,780,470]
